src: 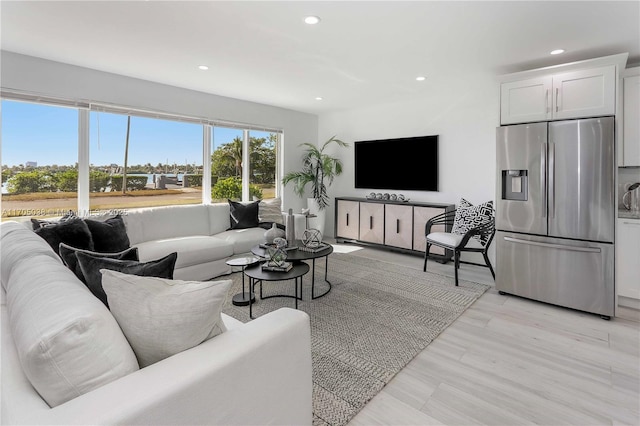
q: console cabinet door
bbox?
[359,202,384,244]
[500,76,552,125]
[413,207,446,255]
[336,200,359,240]
[552,66,615,120]
[384,204,413,249]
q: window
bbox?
[89,112,203,212]
[1,100,79,220]
[1,94,283,220]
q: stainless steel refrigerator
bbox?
[495,117,615,318]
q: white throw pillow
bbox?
[259,197,283,224]
[101,269,232,367]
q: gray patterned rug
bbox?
[222,252,489,426]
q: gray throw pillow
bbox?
[101,270,232,368]
[228,199,260,229]
[59,242,139,283]
[33,218,94,255]
[76,252,178,307]
[84,215,131,253]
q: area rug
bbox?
[221,252,489,426]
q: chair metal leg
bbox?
[454,250,460,286]
[423,243,431,272]
[483,251,496,279]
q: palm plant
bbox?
[282,136,348,210]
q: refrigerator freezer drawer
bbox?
[496,231,614,317]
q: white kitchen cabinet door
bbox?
[384,204,413,249]
[552,66,616,120]
[617,219,640,300]
[500,76,552,124]
[623,74,640,167]
[335,200,359,240]
[359,202,384,244]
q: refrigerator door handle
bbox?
[541,143,547,217]
[549,142,555,218]
[503,236,601,253]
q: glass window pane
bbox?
[248,131,277,200]
[1,100,78,220]
[89,112,203,212]
[211,127,244,202]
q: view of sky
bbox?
[1,100,261,168]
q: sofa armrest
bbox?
[23,308,312,426]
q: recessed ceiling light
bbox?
[416,76,426,81]
[315,97,323,101]
[198,65,209,70]
[550,49,565,55]
[304,16,321,25]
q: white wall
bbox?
[318,71,500,237]
[0,51,318,212]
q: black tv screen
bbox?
[354,135,438,191]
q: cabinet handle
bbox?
[370,216,373,229]
[622,221,640,226]
[396,219,400,233]
[346,213,349,227]
[555,87,560,112]
[545,89,549,113]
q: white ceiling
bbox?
[1,1,639,115]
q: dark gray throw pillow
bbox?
[31,210,76,230]
[76,252,178,307]
[59,243,139,283]
[33,218,94,255]
[228,199,259,229]
[84,215,130,253]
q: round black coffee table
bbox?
[226,255,261,306]
[244,262,310,319]
[251,241,333,299]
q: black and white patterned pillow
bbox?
[451,198,494,245]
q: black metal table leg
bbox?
[311,256,332,299]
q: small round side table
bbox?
[226,255,261,306]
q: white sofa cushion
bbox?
[123,204,211,245]
[213,228,267,254]
[102,270,232,368]
[427,231,484,249]
[207,203,232,235]
[1,225,139,407]
[135,236,234,269]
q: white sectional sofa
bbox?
[0,212,313,425]
[123,203,307,281]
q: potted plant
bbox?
[282,136,348,236]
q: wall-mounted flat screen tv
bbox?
[354,135,438,191]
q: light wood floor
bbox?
[334,242,640,426]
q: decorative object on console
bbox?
[59,243,139,282]
[101,269,232,368]
[367,192,376,199]
[382,193,390,200]
[376,193,382,199]
[302,228,323,248]
[390,194,397,201]
[76,251,178,307]
[264,222,286,244]
[397,194,405,201]
[228,199,260,229]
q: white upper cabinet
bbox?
[552,66,616,120]
[500,57,621,125]
[500,77,552,124]
[622,72,640,166]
